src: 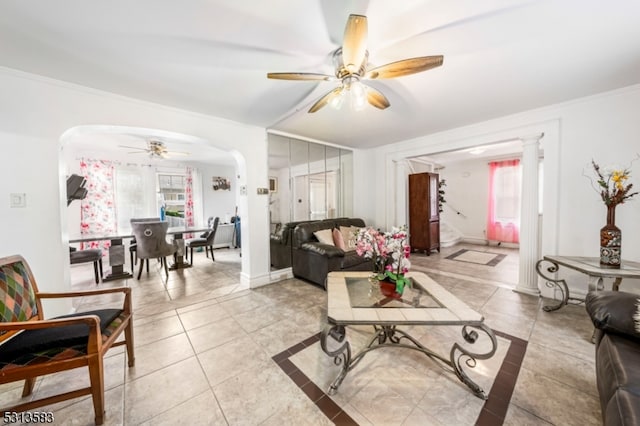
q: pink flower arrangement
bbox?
[355,226,411,282]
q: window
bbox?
[487,159,521,243]
[158,173,186,215]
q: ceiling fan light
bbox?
[329,91,345,110]
[350,80,366,111]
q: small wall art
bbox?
[269,177,278,193]
[212,176,231,191]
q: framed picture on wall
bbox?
[212,176,231,191]
[269,177,278,193]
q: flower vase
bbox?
[600,205,621,269]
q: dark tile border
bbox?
[272,332,358,425]
[445,249,507,267]
[274,329,527,425]
[476,330,528,425]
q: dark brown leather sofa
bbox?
[585,290,640,426]
[291,218,372,288]
[270,220,316,269]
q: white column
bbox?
[515,135,543,296]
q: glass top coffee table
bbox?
[321,271,497,399]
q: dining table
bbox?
[69,226,210,281]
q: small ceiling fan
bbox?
[267,14,443,113]
[119,140,189,159]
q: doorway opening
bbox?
[404,139,544,286]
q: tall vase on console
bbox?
[590,158,638,270]
[600,205,621,269]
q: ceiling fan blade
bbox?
[167,151,190,156]
[342,14,368,73]
[127,151,149,155]
[267,72,335,81]
[119,145,146,151]
[366,86,390,110]
[308,87,343,113]
[365,55,443,79]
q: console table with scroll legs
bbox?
[536,255,640,312]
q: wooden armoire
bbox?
[408,172,440,255]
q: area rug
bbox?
[446,249,507,267]
[273,328,526,425]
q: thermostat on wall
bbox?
[10,193,26,208]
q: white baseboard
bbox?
[241,271,272,288]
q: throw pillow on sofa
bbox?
[340,226,359,251]
[313,229,335,246]
[332,228,346,250]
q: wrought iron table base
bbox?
[320,323,497,399]
[536,259,624,312]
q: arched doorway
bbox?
[60,125,245,282]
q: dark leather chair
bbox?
[185,217,220,264]
[0,254,134,425]
[131,221,177,279]
[69,248,103,284]
[586,290,640,426]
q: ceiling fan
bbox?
[267,14,443,113]
[119,140,189,159]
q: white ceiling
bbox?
[63,126,236,165]
[2,0,640,151]
[412,139,523,168]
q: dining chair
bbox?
[129,217,161,273]
[69,247,103,284]
[0,254,134,425]
[131,221,177,279]
[185,217,220,265]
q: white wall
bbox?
[352,148,376,225]
[366,84,640,298]
[438,158,491,242]
[0,68,270,317]
[196,162,238,224]
[0,131,69,315]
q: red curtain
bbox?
[487,159,521,243]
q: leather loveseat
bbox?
[585,290,640,425]
[291,218,372,288]
[270,220,315,269]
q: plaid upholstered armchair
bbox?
[0,255,134,425]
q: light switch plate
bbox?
[10,193,26,208]
[257,188,269,195]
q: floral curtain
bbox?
[190,167,204,227]
[80,159,117,253]
[184,167,195,238]
[487,159,521,243]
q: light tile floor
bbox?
[1,244,601,425]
